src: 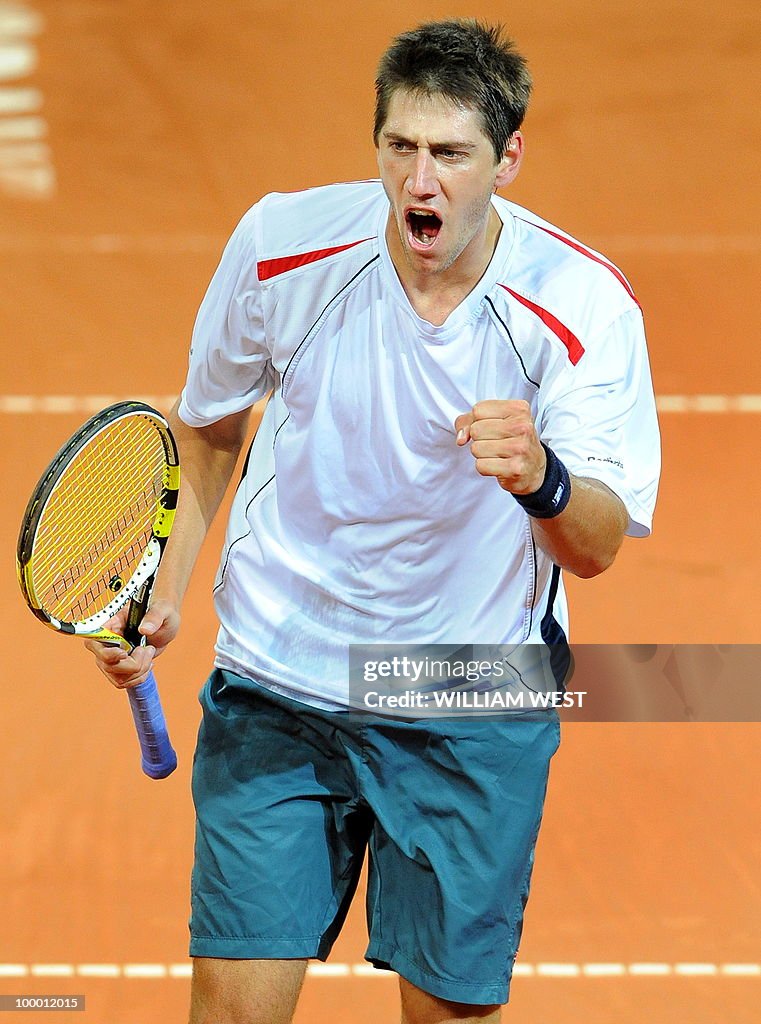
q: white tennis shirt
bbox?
[179,181,660,708]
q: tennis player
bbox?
[87,19,660,1024]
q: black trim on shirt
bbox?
[216,258,382,591]
[540,564,572,690]
[281,254,381,392]
[485,295,540,389]
[213,473,276,594]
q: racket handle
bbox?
[127,670,178,779]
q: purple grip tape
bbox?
[127,669,177,779]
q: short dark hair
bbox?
[374,20,532,162]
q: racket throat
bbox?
[124,582,151,650]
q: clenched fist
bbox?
[455,399,546,494]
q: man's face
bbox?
[376,89,521,278]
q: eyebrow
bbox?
[382,130,477,151]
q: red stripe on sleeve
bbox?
[516,218,640,306]
[500,285,585,365]
[257,237,373,281]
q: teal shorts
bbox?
[190,669,560,1005]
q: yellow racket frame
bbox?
[16,402,180,650]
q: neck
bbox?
[386,204,503,325]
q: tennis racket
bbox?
[16,401,179,779]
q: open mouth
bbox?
[406,209,442,249]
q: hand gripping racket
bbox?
[16,401,179,779]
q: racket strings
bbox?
[50,497,154,621]
[31,417,166,623]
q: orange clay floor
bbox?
[0,2,759,1022]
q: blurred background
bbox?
[1,2,759,1021]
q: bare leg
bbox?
[189,957,308,1024]
[399,977,502,1024]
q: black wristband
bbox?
[513,444,571,519]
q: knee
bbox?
[189,957,306,1024]
[399,978,502,1024]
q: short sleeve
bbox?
[178,205,274,427]
[537,308,661,537]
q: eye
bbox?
[389,140,413,153]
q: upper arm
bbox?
[168,401,252,472]
[173,401,251,448]
[576,476,629,534]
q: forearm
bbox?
[152,400,252,607]
[530,476,628,579]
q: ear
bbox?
[494,131,524,189]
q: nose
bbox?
[407,149,440,199]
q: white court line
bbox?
[76,964,120,978]
[30,964,74,977]
[0,87,43,116]
[1,396,761,416]
[0,234,227,253]
[307,963,352,977]
[591,235,761,255]
[674,963,719,976]
[657,394,761,413]
[512,963,534,977]
[582,963,627,977]
[0,234,760,254]
[351,964,393,977]
[0,965,28,977]
[536,963,582,977]
[629,963,673,976]
[122,964,167,979]
[722,964,761,977]
[0,142,50,166]
[0,962,758,980]
[0,115,46,141]
[0,394,179,415]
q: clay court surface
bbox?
[1,1,759,1021]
